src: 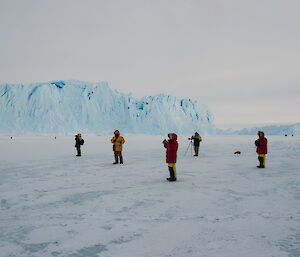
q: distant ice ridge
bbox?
[218,123,300,135]
[0,80,216,135]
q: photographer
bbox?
[162,133,178,181]
[75,133,84,156]
[189,132,202,156]
[111,130,125,164]
[255,131,268,168]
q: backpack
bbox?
[80,139,84,145]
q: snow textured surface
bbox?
[0,135,299,257]
[0,80,215,135]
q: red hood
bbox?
[260,131,265,138]
[171,133,178,141]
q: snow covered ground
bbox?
[0,135,299,257]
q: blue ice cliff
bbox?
[0,80,215,135]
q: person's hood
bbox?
[260,131,265,138]
[171,133,178,141]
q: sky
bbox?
[0,0,299,129]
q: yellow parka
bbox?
[111,135,125,152]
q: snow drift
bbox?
[0,80,215,135]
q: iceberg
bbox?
[0,80,215,135]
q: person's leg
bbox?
[173,164,177,179]
[257,154,264,168]
[119,151,123,164]
[167,163,177,181]
[114,151,119,164]
[195,146,199,156]
[167,165,172,180]
[76,146,81,156]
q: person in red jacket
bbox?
[162,133,178,181]
[255,131,268,168]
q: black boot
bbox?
[166,166,172,180]
[167,166,176,181]
[257,157,264,168]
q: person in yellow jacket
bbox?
[111,130,125,164]
[190,132,202,156]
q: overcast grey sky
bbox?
[0,0,299,129]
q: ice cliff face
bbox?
[0,80,215,135]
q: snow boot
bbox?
[167,166,172,180]
[257,157,264,168]
[167,166,176,181]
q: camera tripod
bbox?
[184,139,193,156]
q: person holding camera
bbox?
[162,133,178,181]
[75,133,84,156]
[255,131,268,168]
[189,132,202,156]
[111,130,125,164]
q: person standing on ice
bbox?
[255,131,268,168]
[190,132,202,156]
[163,133,178,181]
[111,130,125,164]
[75,133,84,156]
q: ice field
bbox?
[0,135,299,257]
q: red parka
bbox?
[255,131,268,154]
[163,133,178,163]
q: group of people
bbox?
[75,130,125,163]
[74,130,268,182]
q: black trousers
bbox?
[114,151,123,163]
